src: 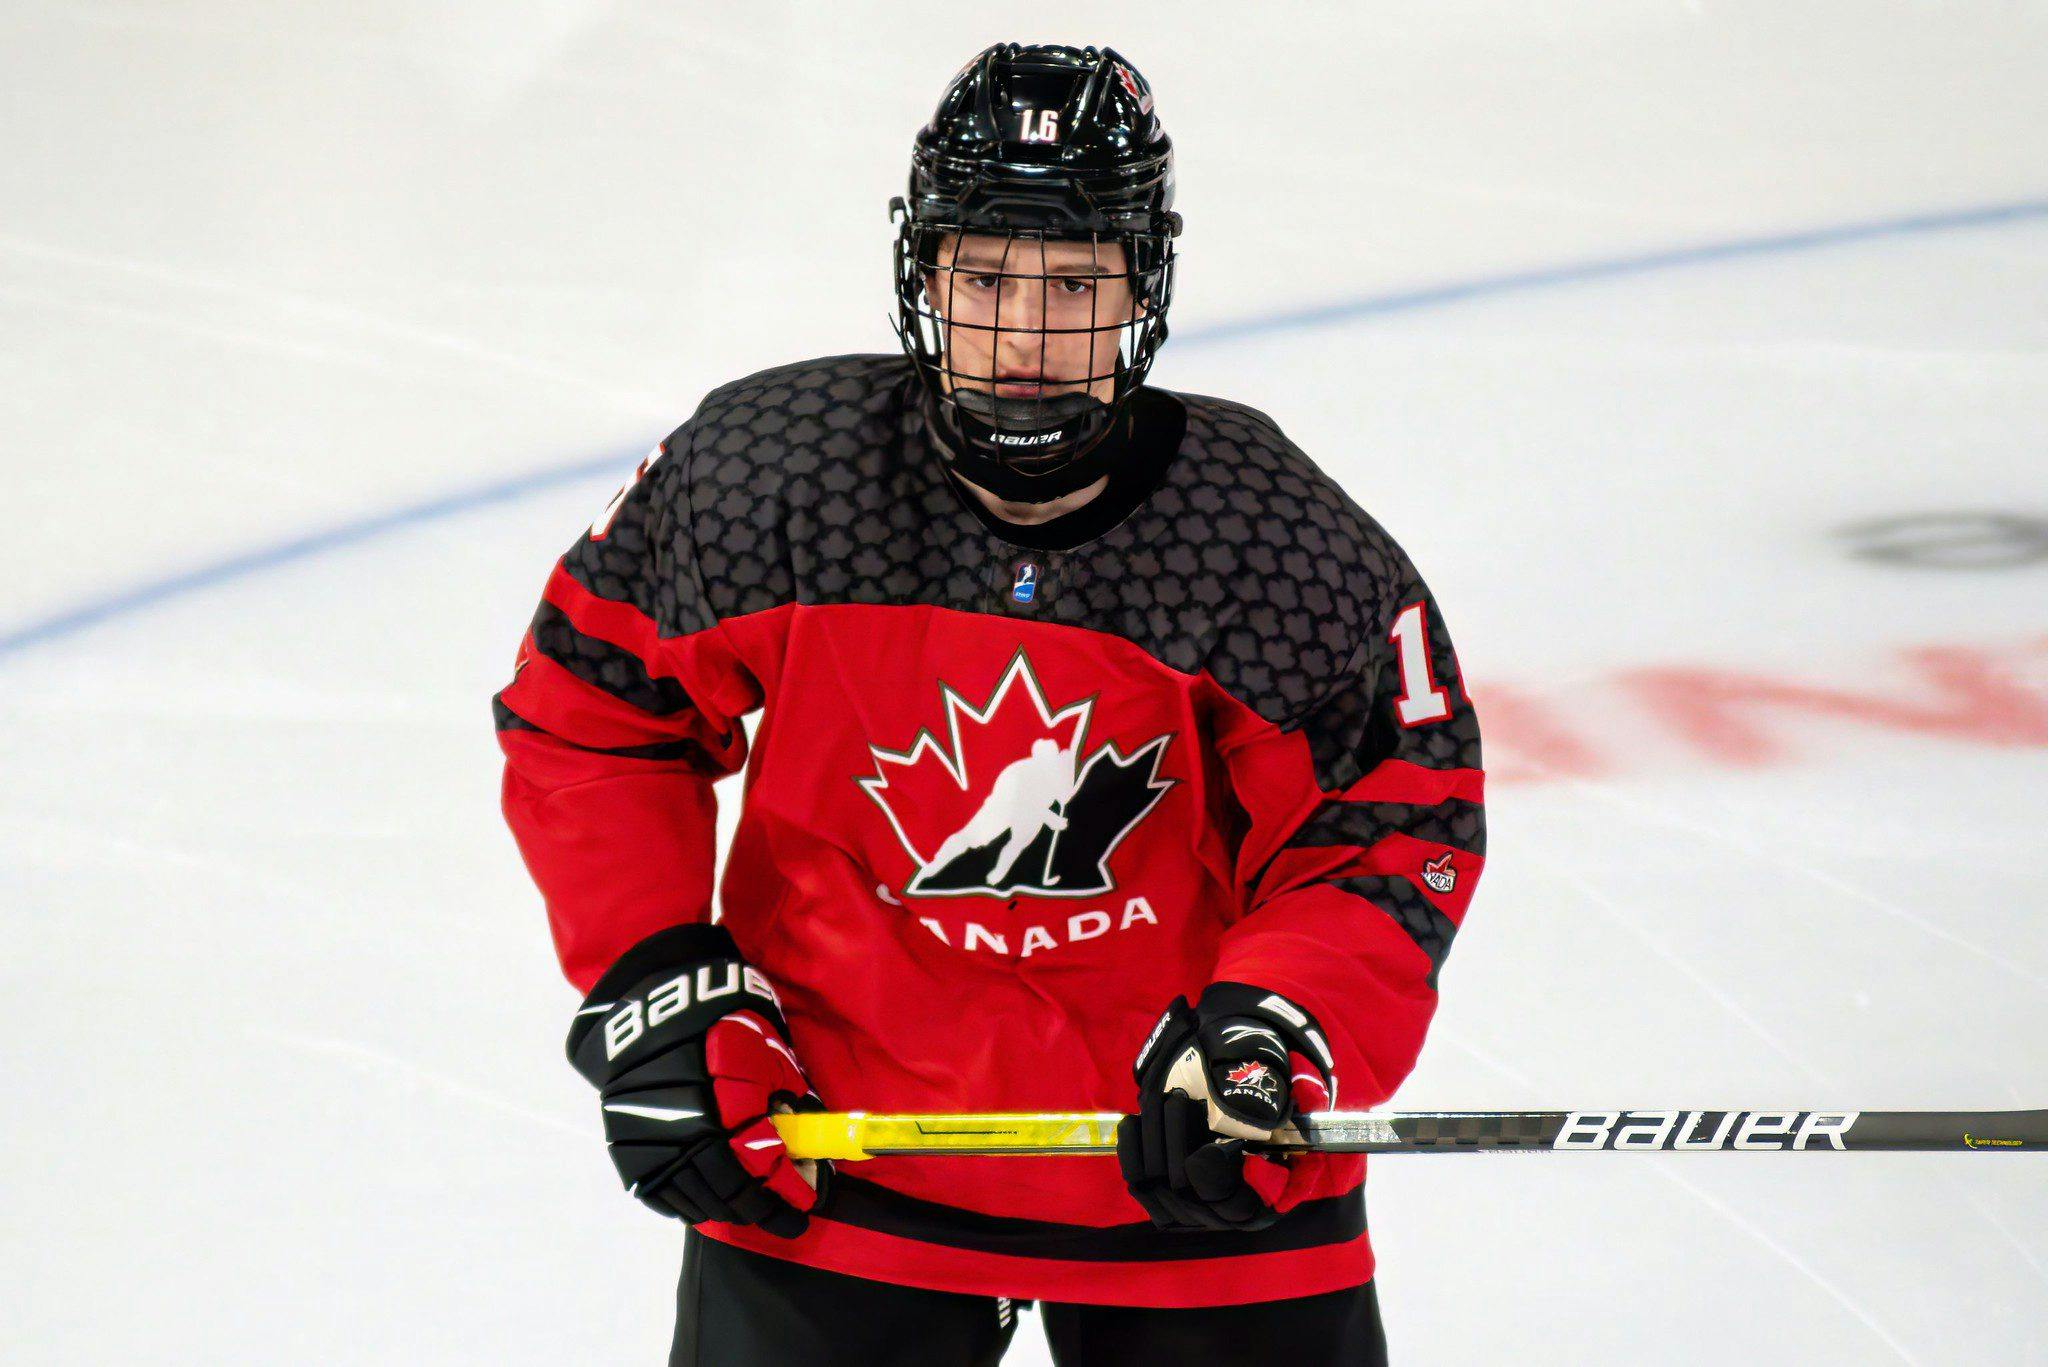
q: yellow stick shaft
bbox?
[773,1111,1126,1160]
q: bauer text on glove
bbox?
[566,923,825,1238]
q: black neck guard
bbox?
[927,387,1125,503]
[928,386,1188,552]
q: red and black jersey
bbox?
[495,354,1485,1308]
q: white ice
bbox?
[2,3,2043,1363]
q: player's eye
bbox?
[1053,277,1095,295]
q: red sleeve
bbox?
[493,435,760,994]
[1209,560,1484,1195]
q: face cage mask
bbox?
[892,219,1176,504]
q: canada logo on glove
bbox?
[1220,1059,1281,1112]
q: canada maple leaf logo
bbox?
[1225,1061,1271,1088]
[857,648,1175,899]
[1421,852,1457,894]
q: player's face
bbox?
[926,234,1139,404]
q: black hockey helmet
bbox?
[892,44,1181,502]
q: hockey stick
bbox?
[773,1109,2047,1160]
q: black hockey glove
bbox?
[567,923,825,1238]
[1118,983,1337,1232]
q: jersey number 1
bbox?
[1389,601,1451,726]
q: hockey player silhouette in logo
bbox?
[904,728,1176,899]
[925,739,1078,890]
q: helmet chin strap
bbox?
[933,387,1123,504]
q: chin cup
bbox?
[936,388,1120,504]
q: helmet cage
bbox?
[892,211,1177,471]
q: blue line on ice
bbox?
[2,196,2044,662]
[1179,197,2048,345]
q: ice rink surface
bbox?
[3,3,2044,1362]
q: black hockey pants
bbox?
[672,1233,1389,1366]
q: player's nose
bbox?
[996,278,1048,331]
[994,318,1049,369]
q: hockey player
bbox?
[496,43,1484,1365]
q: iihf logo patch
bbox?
[857,647,1175,899]
[1011,562,1038,604]
[1422,852,1457,894]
